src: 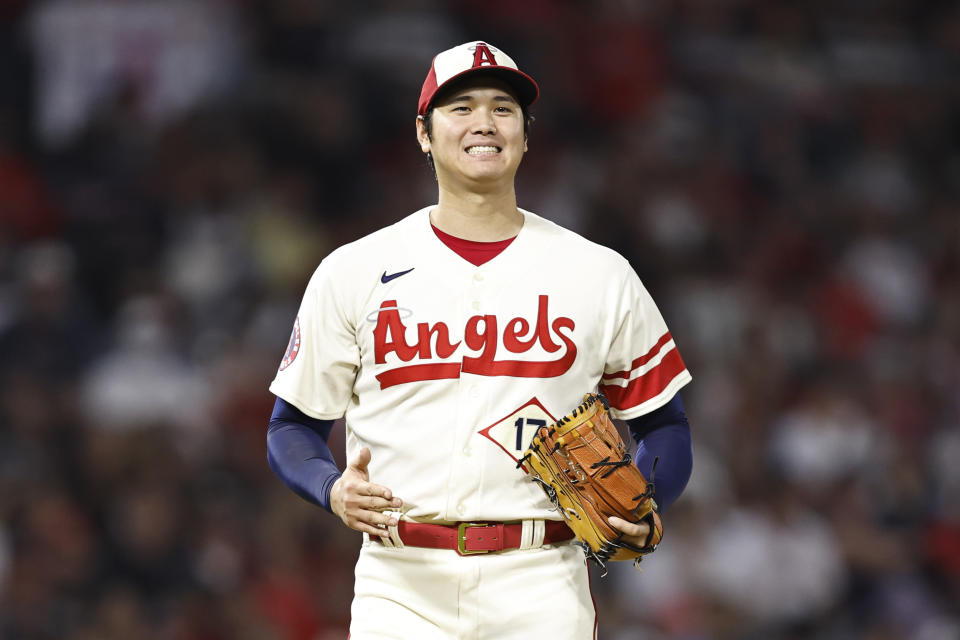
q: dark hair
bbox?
[418,105,534,178]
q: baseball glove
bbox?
[518,393,662,571]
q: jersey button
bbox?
[462,446,472,456]
[457,503,466,515]
[471,300,480,310]
[473,272,484,282]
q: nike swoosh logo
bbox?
[381,268,415,284]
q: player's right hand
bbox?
[330,447,403,536]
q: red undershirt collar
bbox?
[431,224,518,267]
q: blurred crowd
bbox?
[1,1,958,639]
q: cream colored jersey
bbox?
[269,207,691,523]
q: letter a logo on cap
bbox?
[472,43,498,68]
[418,40,540,116]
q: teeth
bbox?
[467,146,500,154]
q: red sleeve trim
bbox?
[601,332,674,381]
[599,347,687,410]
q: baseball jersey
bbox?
[269,207,691,523]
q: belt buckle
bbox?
[457,522,495,555]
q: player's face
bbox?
[417,78,527,191]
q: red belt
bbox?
[372,520,574,556]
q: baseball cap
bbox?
[418,41,539,116]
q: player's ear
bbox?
[522,112,532,153]
[416,116,431,153]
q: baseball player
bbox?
[267,41,694,639]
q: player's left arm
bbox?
[607,393,693,544]
[627,393,692,511]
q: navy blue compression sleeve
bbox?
[266,397,341,513]
[625,394,693,512]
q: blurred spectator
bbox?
[696,489,847,629]
[0,118,61,240]
[81,294,213,454]
[767,384,879,492]
[27,0,244,148]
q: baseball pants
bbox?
[349,537,598,639]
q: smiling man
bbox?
[266,41,694,639]
[418,78,527,200]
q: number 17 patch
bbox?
[478,398,557,472]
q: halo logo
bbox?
[279,317,301,371]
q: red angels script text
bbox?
[373,295,576,389]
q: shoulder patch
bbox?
[279,317,301,371]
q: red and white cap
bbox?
[418,41,539,116]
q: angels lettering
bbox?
[373,295,577,388]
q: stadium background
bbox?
[1,1,958,638]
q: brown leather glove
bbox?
[519,393,662,571]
